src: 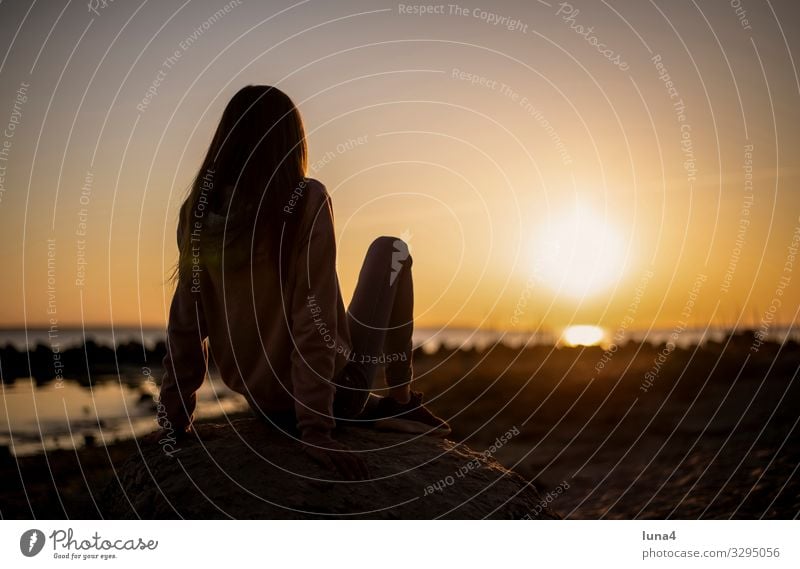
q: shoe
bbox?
[365,391,451,437]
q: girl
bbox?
[157,85,449,480]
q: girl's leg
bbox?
[341,235,450,436]
[346,235,414,397]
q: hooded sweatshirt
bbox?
[158,178,351,441]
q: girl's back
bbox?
[159,86,350,440]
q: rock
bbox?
[101,418,559,519]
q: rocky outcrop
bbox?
[102,418,558,519]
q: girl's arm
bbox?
[158,220,209,435]
[289,184,339,443]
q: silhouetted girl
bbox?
[158,85,449,479]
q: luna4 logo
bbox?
[19,529,46,557]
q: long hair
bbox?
[174,85,307,286]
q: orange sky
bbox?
[0,0,799,334]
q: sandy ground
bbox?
[2,338,798,519]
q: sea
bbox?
[2,325,797,456]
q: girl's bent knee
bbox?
[369,235,410,260]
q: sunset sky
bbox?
[0,0,799,335]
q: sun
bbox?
[532,204,627,298]
[562,325,606,347]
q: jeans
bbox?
[333,236,414,419]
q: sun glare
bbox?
[562,325,606,347]
[532,205,627,298]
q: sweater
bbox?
[158,178,351,441]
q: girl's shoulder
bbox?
[299,178,334,218]
[302,177,329,201]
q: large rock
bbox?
[102,418,558,519]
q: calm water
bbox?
[0,375,248,456]
[3,325,797,352]
[2,325,797,456]
[1,327,167,351]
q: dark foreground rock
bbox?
[101,418,558,519]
